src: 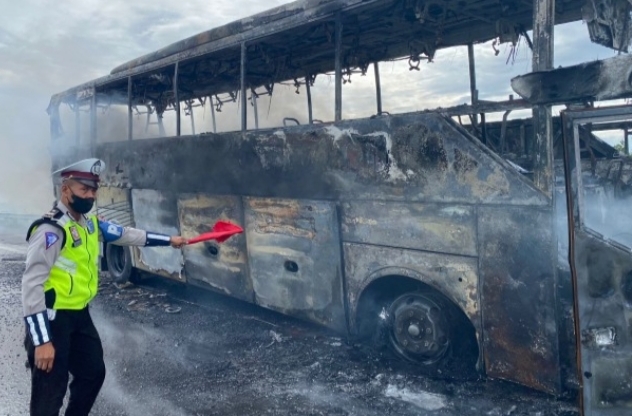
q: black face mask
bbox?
[69,192,95,214]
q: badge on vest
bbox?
[69,226,82,247]
[87,219,95,234]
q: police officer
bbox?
[21,158,187,416]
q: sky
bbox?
[0,0,625,214]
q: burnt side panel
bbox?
[131,189,185,281]
[341,201,477,257]
[574,230,632,413]
[96,112,548,207]
[244,197,346,333]
[178,194,253,302]
[479,206,561,395]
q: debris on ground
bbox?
[100,280,182,314]
[6,263,581,415]
[164,306,181,314]
[266,330,283,347]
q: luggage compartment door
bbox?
[244,198,347,333]
[178,194,253,303]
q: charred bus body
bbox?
[46,0,632,413]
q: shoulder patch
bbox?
[45,232,60,249]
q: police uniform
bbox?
[22,158,174,416]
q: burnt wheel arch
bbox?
[354,275,479,378]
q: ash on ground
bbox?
[0,237,579,416]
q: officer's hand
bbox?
[34,342,55,373]
[170,236,187,248]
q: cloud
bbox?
[0,68,19,86]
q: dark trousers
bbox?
[25,307,106,416]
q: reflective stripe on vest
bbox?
[43,216,100,310]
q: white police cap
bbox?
[52,158,105,188]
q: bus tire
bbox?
[385,291,454,370]
[105,244,138,284]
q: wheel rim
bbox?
[387,293,451,364]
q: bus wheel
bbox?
[386,291,451,366]
[105,244,138,284]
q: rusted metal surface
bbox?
[110,0,584,75]
[531,0,555,198]
[520,0,562,384]
[467,42,478,129]
[89,110,565,393]
[240,42,247,132]
[110,0,351,74]
[554,140,632,403]
[482,116,618,168]
[244,197,347,333]
[582,0,632,52]
[95,112,549,208]
[334,12,342,122]
[511,54,632,106]
[178,194,252,302]
[562,105,632,415]
[174,62,181,136]
[439,98,533,116]
[341,201,477,257]
[479,206,561,395]
[131,189,185,282]
[373,62,382,116]
[573,231,632,414]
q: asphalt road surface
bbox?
[0,225,580,416]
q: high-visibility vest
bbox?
[28,213,100,310]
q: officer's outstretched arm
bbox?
[22,225,63,347]
[97,219,186,248]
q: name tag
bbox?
[69,226,82,247]
[87,220,96,234]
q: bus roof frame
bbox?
[48,0,586,108]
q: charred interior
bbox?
[479,116,620,169]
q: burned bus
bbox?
[46,0,632,413]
